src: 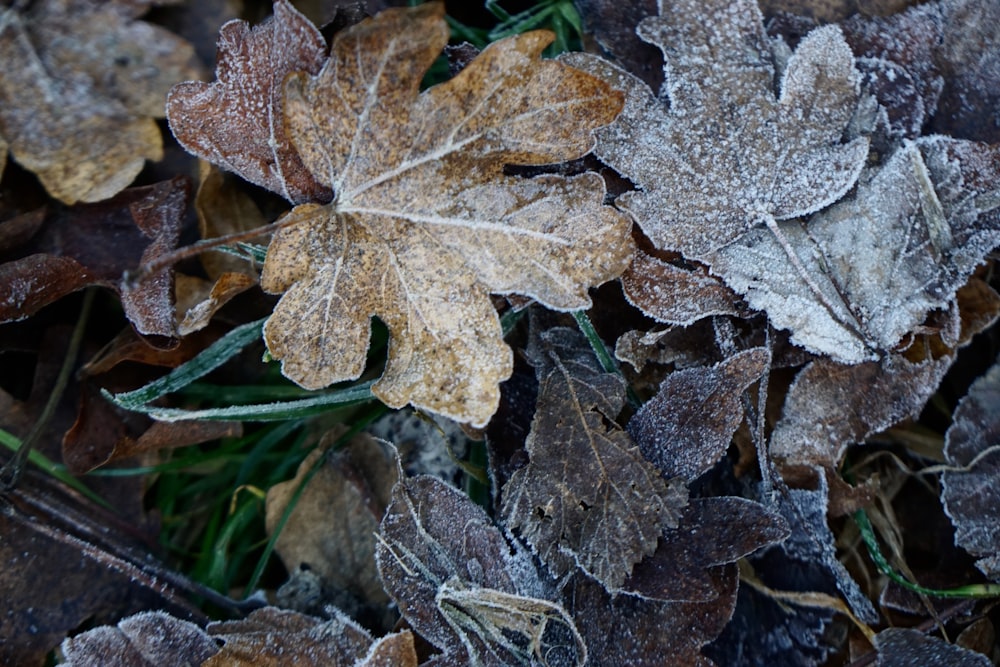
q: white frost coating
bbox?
[709,137,1000,362]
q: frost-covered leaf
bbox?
[563,0,868,259]
[0,1,200,204]
[565,565,738,666]
[874,627,992,667]
[708,137,1000,363]
[771,352,952,471]
[572,0,661,90]
[501,326,686,590]
[376,471,585,667]
[255,3,631,427]
[60,611,218,667]
[623,497,789,602]
[166,0,330,204]
[941,356,1000,581]
[628,348,770,482]
[621,248,743,326]
[203,607,413,666]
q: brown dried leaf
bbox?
[175,272,257,336]
[628,348,770,482]
[265,434,397,617]
[60,611,219,667]
[707,137,1000,363]
[376,471,585,667]
[621,248,743,326]
[0,178,188,338]
[204,607,397,666]
[771,352,952,471]
[623,497,789,602]
[563,0,868,258]
[941,355,1000,581]
[166,0,330,204]
[565,565,738,667]
[193,163,267,280]
[260,4,631,426]
[0,2,200,204]
[501,326,687,589]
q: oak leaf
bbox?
[500,326,686,590]
[257,4,631,426]
[563,0,869,259]
[0,1,200,204]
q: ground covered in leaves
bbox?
[1,0,999,665]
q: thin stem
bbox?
[571,310,642,410]
[1,287,96,493]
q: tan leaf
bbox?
[261,4,631,426]
[0,2,200,204]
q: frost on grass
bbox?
[376,471,585,667]
[500,327,686,591]
[628,347,769,482]
[224,3,633,427]
[166,0,330,204]
[562,0,868,259]
[941,355,1000,582]
[708,137,1000,362]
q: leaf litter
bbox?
[1,0,999,664]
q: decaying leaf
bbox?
[941,355,1000,581]
[166,0,330,204]
[255,3,631,426]
[623,497,789,602]
[0,178,189,339]
[628,347,770,482]
[376,470,585,667]
[771,351,952,472]
[620,248,743,326]
[565,565,738,666]
[501,326,687,590]
[707,137,1000,362]
[0,1,200,204]
[265,433,397,620]
[204,607,417,667]
[60,611,218,667]
[874,627,992,667]
[563,0,868,259]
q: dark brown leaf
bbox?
[628,348,770,482]
[941,355,1000,581]
[623,497,789,602]
[0,177,189,339]
[376,471,585,667]
[501,326,687,590]
[565,565,738,667]
[166,0,331,204]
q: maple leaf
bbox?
[500,326,687,590]
[562,0,869,259]
[376,470,586,667]
[253,3,631,426]
[166,0,330,204]
[0,1,200,204]
[707,137,1000,362]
